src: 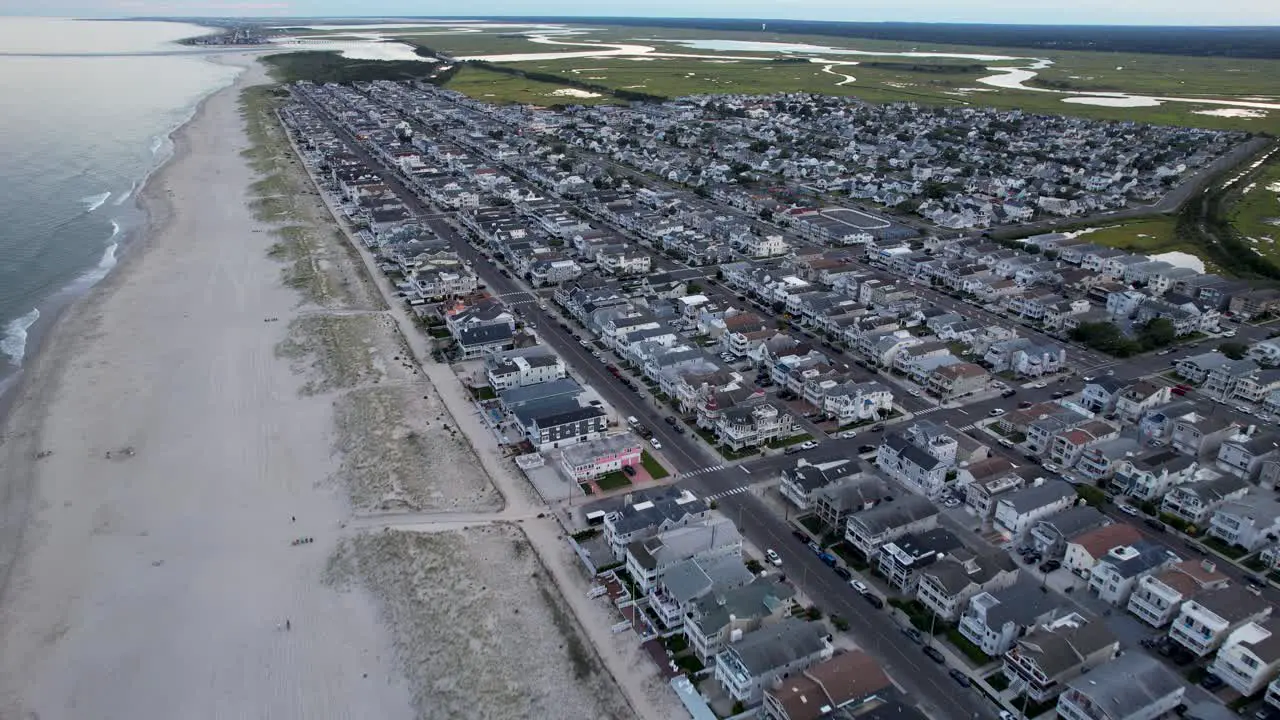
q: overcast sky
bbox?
[7,0,1280,24]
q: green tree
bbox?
[1219,341,1249,360]
[1076,485,1107,507]
[1138,318,1177,349]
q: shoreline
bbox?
[0,50,246,430]
[0,53,238,604]
[0,51,415,719]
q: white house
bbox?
[1209,617,1280,697]
[993,480,1077,538]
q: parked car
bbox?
[989,408,1006,417]
[792,530,809,544]
[922,645,946,664]
[851,580,870,594]
[1145,518,1166,532]
[858,445,877,454]
[799,440,818,450]
[863,593,885,609]
[948,668,971,687]
[1018,401,1034,409]
[1052,390,1070,399]
[870,424,885,433]
[1201,673,1225,691]
[1040,559,1061,573]
[1000,389,1017,399]
[902,627,923,644]
[649,438,662,450]
[623,465,636,477]
[807,541,821,554]
[765,549,781,566]
[833,566,852,581]
[1118,503,1141,517]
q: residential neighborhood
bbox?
[279,77,1280,720]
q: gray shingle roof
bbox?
[1064,653,1184,717]
[1000,481,1076,514]
[729,618,830,675]
[852,496,937,535]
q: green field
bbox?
[1227,152,1280,256]
[443,64,619,105]
[1068,218,1225,271]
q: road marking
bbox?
[741,466,751,474]
[703,486,749,502]
[680,464,726,477]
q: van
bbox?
[626,416,640,426]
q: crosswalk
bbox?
[913,406,943,416]
[952,422,979,432]
[703,486,749,502]
[681,464,726,477]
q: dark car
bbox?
[1018,401,1034,409]
[870,424,885,433]
[1144,518,1166,532]
[1024,454,1043,465]
[818,552,838,568]
[858,445,877,454]
[1245,574,1268,588]
[902,627,923,645]
[1040,560,1061,573]
[664,416,677,425]
[863,593,885,609]
[623,465,636,477]
[1051,390,1070,399]
[948,668,971,687]
[1201,673,1225,691]
[833,566,852,581]
[1000,389,1017,399]
[922,645,946,664]
[792,530,810,543]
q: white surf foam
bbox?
[109,219,121,239]
[1,308,40,367]
[114,179,139,205]
[82,191,111,212]
[150,135,164,155]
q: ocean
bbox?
[0,17,240,397]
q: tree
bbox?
[1076,485,1107,507]
[1219,341,1249,360]
[1138,318,1177,350]
[1070,321,1140,357]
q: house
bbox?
[822,380,894,424]
[812,475,892,532]
[1055,653,1185,720]
[1126,559,1230,628]
[778,462,853,513]
[993,480,1078,537]
[714,401,797,452]
[1081,378,1126,414]
[1111,451,1198,502]
[876,528,963,592]
[515,405,608,451]
[557,434,642,481]
[1064,523,1145,577]
[1208,492,1280,553]
[1086,540,1178,605]
[915,547,1019,622]
[1113,381,1174,423]
[602,486,709,560]
[647,554,755,630]
[926,362,990,400]
[625,516,742,593]
[1002,612,1119,703]
[485,352,566,390]
[844,496,939,560]
[685,578,795,662]
[964,469,1028,520]
[714,618,834,706]
[959,576,1068,657]
[1168,584,1273,658]
[876,422,958,498]
[1029,505,1110,559]
[762,650,894,720]
[1175,352,1236,384]
[1208,617,1280,697]
[456,323,516,358]
[1048,420,1120,469]
[1217,430,1280,482]
[1161,474,1249,526]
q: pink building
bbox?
[559,434,643,481]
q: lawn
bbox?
[442,64,619,106]
[766,433,813,449]
[946,629,993,665]
[596,471,633,492]
[640,450,669,480]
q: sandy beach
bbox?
[0,49,679,720]
[0,55,415,719]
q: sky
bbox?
[5,0,1280,24]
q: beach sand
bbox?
[0,55,414,719]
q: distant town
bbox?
[280,77,1280,720]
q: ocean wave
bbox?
[82,191,111,212]
[1,308,40,367]
[83,242,119,285]
[114,179,139,205]
[109,219,121,239]
[150,135,164,155]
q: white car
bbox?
[1222,330,1237,338]
[837,430,858,439]
[908,389,922,397]
[650,438,662,450]
[1042,462,1060,473]
[989,408,1006,417]
[800,440,818,450]
[765,549,782,566]
[851,580,870,594]
[1030,381,1047,389]
[1119,503,1141,517]
[1082,376,1096,382]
